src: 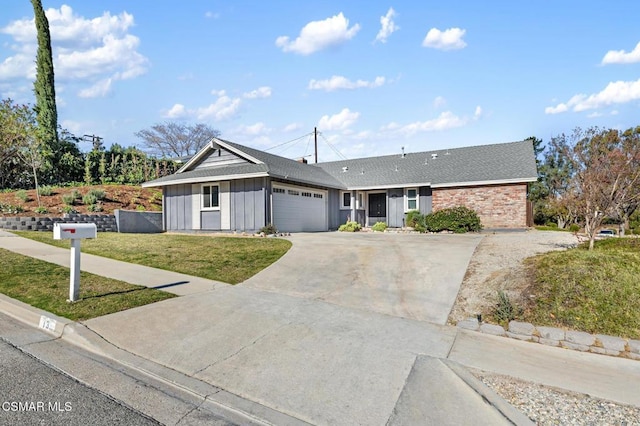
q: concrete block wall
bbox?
[457,319,640,360]
[432,183,528,228]
[0,214,117,232]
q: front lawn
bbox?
[0,248,175,321]
[521,238,640,339]
[14,231,291,284]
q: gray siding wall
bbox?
[201,211,221,229]
[192,147,249,170]
[420,187,433,215]
[164,184,192,230]
[328,189,341,230]
[230,177,267,232]
[388,188,404,227]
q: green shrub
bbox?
[38,185,53,196]
[545,221,558,228]
[0,203,24,214]
[371,221,387,232]
[61,193,76,206]
[72,189,82,200]
[34,206,48,214]
[260,223,278,235]
[405,210,423,227]
[423,206,482,233]
[492,290,522,324]
[569,224,580,233]
[60,205,77,214]
[338,221,361,232]
[82,193,98,205]
[87,203,103,212]
[15,190,29,202]
[86,188,106,201]
[136,205,146,211]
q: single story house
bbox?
[141,138,538,232]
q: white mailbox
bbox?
[53,223,97,302]
[53,223,97,240]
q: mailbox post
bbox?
[53,223,97,302]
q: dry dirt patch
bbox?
[448,230,579,325]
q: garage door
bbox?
[272,184,327,232]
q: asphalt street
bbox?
[0,338,157,426]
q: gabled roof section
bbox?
[178,138,263,173]
[314,140,538,189]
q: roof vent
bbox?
[401,146,406,158]
[342,166,349,173]
[361,168,365,175]
[394,165,399,172]
[431,153,438,159]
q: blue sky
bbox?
[1,1,639,161]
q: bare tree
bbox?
[562,127,640,250]
[134,122,220,158]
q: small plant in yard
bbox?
[260,223,278,235]
[86,188,106,201]
[338,221,361,232]
[405,210,424,228]
[423,206,482,233]
[0,203,24,214]
[87,202,103,212]
[38,185,53,196]
[82,193,98,205]
[61,192,76,205]
[60,205,77,214]
[492,290,522,324]
[15,189,29,202]
[371,221,387,232]
[34,206,48,214]
[135,205,146,211]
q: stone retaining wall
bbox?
[0,214,117,232]
[458,318,640,360]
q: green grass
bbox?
[522,238,640,339]
[0,248,175,321]
[14,231,292,284]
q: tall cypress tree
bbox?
[31,0,58,146]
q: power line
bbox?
[264,132,314,152]
[319,132,348,160]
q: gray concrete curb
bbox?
[0,294,310,426]
[443,359,534,426]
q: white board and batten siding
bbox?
[272,183,328,232]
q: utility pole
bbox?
[314,127,318,164]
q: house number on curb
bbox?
[39,315,56,332]
[53,223,97,302]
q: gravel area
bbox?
[473,370,640,425]
[450,229,640,424]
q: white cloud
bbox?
[318,108,360,131]
[78,78,112,98]
[276,12,360,55]
[240,122,271,136]
[375,8,399,44]
[474,105,483,118]
[0,5,148,98]
[422,27,467,51]
[433,96,446,108]
[243,86,272,99]
[283,122,303,132]
[545,78,640,114]
[602,41,640,65]
[162,91,243,121]
[382,107,480,137]
[163,103,188,119]
[204,11,220,19]
[308,75,385,91]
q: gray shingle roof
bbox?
[314,140,538,188]
[143,138,537,189]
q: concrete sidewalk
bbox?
[1,230,639,425]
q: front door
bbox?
[368,193,386,218]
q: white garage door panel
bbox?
[273,185,327,232]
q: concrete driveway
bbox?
[242,232,483,325]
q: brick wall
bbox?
[432,183,528,228]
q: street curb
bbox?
[443,359,534,426]
[0,294,310,426]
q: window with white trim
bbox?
[202,184,220,209]
[341,191,351,209]
[405,188,418,211]
[273,187,285,194]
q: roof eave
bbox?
[431,177,538,189]
[141,172,270,188]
